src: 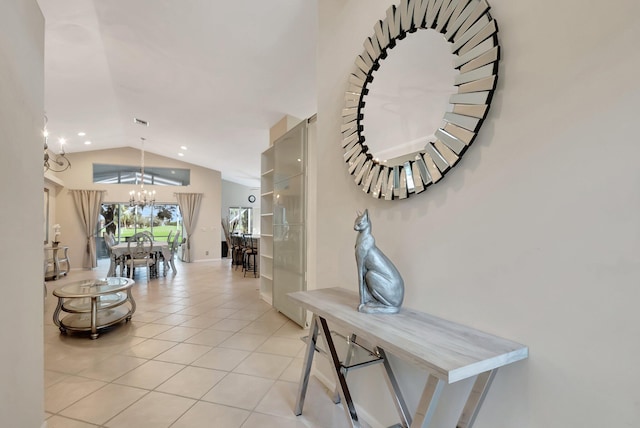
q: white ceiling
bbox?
[37,0,317,188]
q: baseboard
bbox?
[259,292,272,305]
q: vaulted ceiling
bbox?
[37,0,317,187]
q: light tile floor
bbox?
[44,259,353,428]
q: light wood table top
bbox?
[288,287,528,383]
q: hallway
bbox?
[43,259,349,427]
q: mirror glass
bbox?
[342,0,500,200]
[361,30,457,164]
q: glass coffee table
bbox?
[52,277,136,339]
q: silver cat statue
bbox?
[354,209,404,314]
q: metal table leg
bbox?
[295,314,320,415]
[411,374,444,428]
[318,316,361,427]
[90,296,98,339]
[53,297,64,332]
[456,370,497,428]
[377,347,412,427]
[332,333,357,404]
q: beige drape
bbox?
[175,192,203,263]
[70,189,105,268]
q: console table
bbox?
[52,277,136,339]
[289,287,528,428]
[44,245,70,280]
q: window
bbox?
[97,203,183,258]
[93,164,190,186]
[228,207,253,235]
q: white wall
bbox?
[0,1,45,427]
[54,147,221,264]
[315,0,640,427]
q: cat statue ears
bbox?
[356,209,369,218]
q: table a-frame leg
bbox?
[456,369,497,428]
[332,333,358,404]
[318,316,361,427]
[377,347,412,427]
[295,314,319,416]
[411,374,445,428]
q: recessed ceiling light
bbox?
[58,138,66,144]
[84,141,92,145]
[78,132,86,136]
[180,145,187,150]
[178,152,184,157]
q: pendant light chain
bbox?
[129,136,155,207]
[140,137,146,188]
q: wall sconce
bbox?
[43,116,71,172]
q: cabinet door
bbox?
[274,122,305,183]
[272,120,307,327]
[273,175,304,226]
[273,223,305,325]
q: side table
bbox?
[44,245,70,280]
[289,287,528,428]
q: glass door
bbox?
[97,203,182,258]
[272,120,307,327]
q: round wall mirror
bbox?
[342,0,500,200]
[362,29,457,164]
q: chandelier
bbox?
[129,137,156,208]
[43,116,71,172]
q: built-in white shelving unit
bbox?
[260,147,275,304]
[260,120,307,326]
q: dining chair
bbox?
[140,231,159,275]
[232,234,245,270]
[140,230,154,241]
[124,232,154,279]
[104,231,122,276]
[242,234,258,278]
[165,231,181,275]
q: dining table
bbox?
[109,241,172,277]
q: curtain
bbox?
[175,192,203,263]
[70,189,105,268]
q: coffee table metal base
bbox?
[52,278,136,339]
[56,306,133,339]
